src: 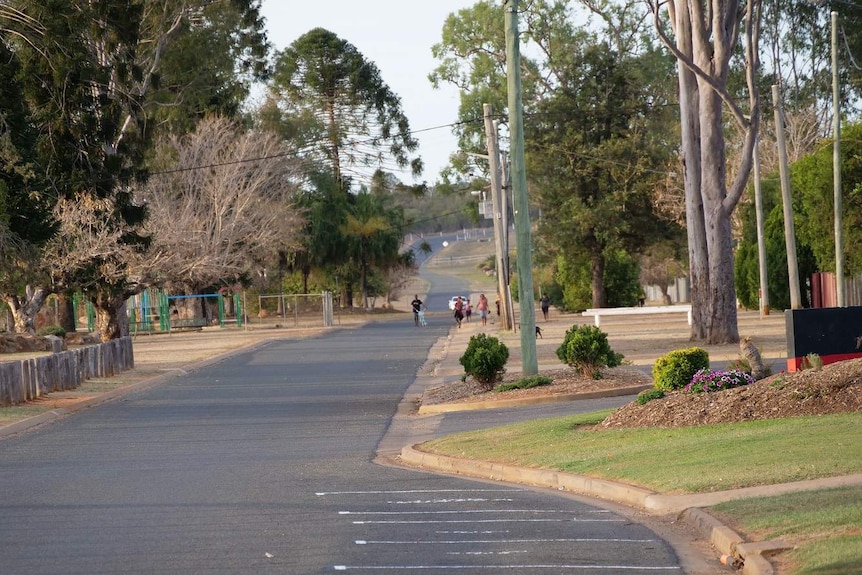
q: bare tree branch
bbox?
[139,116,305,292]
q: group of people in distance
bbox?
[410,293,494,328]
[412,292,552,327]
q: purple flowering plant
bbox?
[685,368,754,394]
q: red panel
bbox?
[786,351,862,373]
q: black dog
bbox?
[535,326,543,339]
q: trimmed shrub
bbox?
[459,333,509,390]
[636,389,666,405]
[555,325,623,379]
[652,347,710,392]
[496,375,552,393]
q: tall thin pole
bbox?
[500,150,515,331]
[483,103,511,330]
[772,84,802,310]
[832,11,845,307]
[753,140,769,316]
[505,0,538,375]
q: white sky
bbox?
[259,0,478,186]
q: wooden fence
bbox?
[0,337,134,407]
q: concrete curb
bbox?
[399,444,833,575]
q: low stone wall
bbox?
[0,337,134,407]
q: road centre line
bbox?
[355,538,657,545]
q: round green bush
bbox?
[636,389,666,405]
[555,324,623,379]
[459,333,509,389]
[652,347,710,392]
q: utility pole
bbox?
[773,84,802,310]
[831,10,845,307]
[505,0,538,375]
[483,103,512,330]
[500,149,515,332]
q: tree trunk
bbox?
[590,250,606,309]
[93,292,128,341]
[4,286,50,334]
[673,0,709,341]
[360,260,369,309]
[57,292,77,333]
[699,73,739,344]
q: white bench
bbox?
[582,305,692,327]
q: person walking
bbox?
[453,296,464,328]
[477,294,489,327]
[540,293,550,321]
[465,298,472,323]
[411,295,423,327]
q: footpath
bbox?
[3,314,860,574]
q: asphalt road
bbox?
[0,239,723,573]
[0,317,708,574]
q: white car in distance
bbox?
[448,296,469,311]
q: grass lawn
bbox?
[420,411,862,493]
[421,410,862,574]
[711,487,862,575]
[0,404,53,423]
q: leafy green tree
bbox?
[286,171,352,295]
[528,43,673,308]
[735,179,817,311]
[142,0,270,134]
[430,0,658,180]
[793,122,862,276]
[268,28,422,189]
[0,39,55,332]
[0,0,271,339]
[341,191,406,308]
[0,1,151,339]
[553,249,639,311]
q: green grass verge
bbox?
[422,411,862,574]
[0,405,53,423]
[420,411,862,493]
[711,487,862,575]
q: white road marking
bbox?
[437,530,510,534]
[332,565,681,570]
[387,498,515,504]
[352,518,619,525]
[447,550,529,556]
[354,538,656,545]
[316,489,524,496]
[339,509,619,518]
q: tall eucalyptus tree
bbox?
[648,0,763,343]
